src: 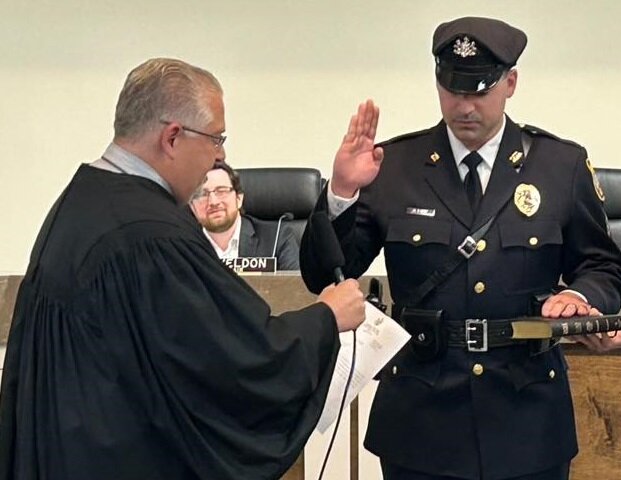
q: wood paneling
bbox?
[565,346,621,479]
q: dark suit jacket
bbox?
[239,215,300,271]
[300,118,621,479]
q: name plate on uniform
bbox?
[222,256,277,273]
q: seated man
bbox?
[191,162,300,270]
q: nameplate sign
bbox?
[222,257,277,273]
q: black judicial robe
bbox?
[0,165,339,480]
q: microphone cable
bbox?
[317,329,356,480]
[316,279,385,479]
[311,211,359,480]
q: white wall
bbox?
[2,0,621,274]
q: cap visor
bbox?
[436,67,504,94]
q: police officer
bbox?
[300,16,621,480]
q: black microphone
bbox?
[310,211,345,283]
[271,212,294,258]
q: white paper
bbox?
[315,301,411,433]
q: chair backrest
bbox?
[596,167,621,248]
[236,167,323,245]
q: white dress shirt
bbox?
[204,216,242,259]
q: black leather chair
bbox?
[596,168,621,248]
[236,167,323,245]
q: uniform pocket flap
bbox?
[386,217,452,246]
[499,221,563,249]
[386,346,443,386]
[508,350,565,391]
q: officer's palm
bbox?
[331,100,383,197]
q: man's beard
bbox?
[201,209,238,234]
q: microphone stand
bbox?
[271,212,293,258]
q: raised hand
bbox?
[330,99,384,198]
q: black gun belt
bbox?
[445,319,521,351]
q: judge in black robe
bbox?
[0,164,339,480]
[0,58,362,480]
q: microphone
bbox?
[271,212,294,258]
[310,211,345,284]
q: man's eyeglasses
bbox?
[160,120,227,149]
[192,186,235,201]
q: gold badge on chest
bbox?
[514,183,541,217]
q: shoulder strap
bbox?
[404,214,498,308]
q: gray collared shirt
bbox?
[90,143,173,195]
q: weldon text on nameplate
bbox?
[222,257,276,273]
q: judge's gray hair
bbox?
[114,58,223,139]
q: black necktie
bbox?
[463,151,483,213]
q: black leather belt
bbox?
[393,304,529,353]
[446,319,520,351]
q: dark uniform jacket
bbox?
[300,117,621,479]
[239,215,300,270]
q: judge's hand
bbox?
[318,279,365,332]
[330,99,384,198]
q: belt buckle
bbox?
[457,236,477,259]
[465,318,488,352]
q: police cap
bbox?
[432,16,527,94]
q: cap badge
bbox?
[585,158,605,202]
[430,151,440,163]
[514,183,541,217]
[453,36,478,58]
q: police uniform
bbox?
[300,17,621,480]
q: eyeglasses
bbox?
[160,120,227,149]
[191,186,235,201]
